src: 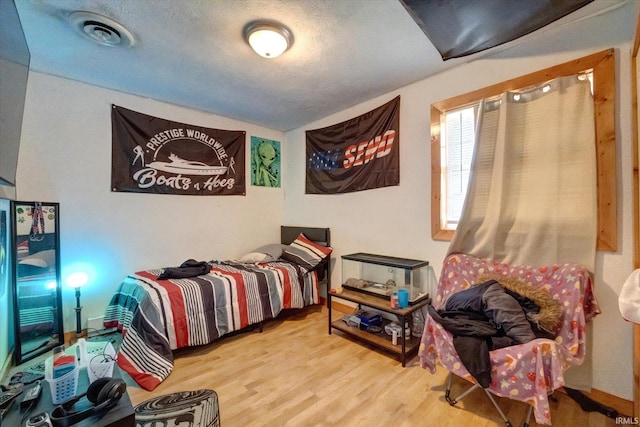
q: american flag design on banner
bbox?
[306,96,400,194]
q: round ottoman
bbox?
[134,389,220,427]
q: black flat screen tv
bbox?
[0,0,30,187]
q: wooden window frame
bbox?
[431,49,617,251]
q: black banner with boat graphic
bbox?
[111,105,245,195]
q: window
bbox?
[442,106,476,228]
[431,49,616,251]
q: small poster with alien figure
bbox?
[251,136,281,188]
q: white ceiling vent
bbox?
[68,11,134,47]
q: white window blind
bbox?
[443,106,477,228]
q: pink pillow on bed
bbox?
[281,233,332,270]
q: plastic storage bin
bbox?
[72,338,117,369]
[86,342,116,384]
[44,356,78,404]
[44,339,117,403]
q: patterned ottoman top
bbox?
[135,389,219,427]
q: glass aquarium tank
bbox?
[341,253,435,304]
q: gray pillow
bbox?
[280,233,332,270]
[252,243,287,259]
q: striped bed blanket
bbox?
[104,260,319,390]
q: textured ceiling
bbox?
[13,0,637,131]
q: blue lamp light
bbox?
[67,272,89,337]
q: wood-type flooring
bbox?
[125,305,620,426]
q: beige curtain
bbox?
[448,74,597,272]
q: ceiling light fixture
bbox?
[243,20,293,59]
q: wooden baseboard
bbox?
[578,388,634,418]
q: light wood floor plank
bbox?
[125,305,617,426]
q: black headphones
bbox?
[49,377,126,427]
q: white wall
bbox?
[14,72,285,339]
[284,14,636,401]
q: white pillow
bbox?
[238,252,276,263]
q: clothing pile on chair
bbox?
[427,278,561,388]
[420,253,600,426]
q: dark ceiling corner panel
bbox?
[399,0,595,60]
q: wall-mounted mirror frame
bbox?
[11,201,63,364]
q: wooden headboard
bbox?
[281,225,331,288]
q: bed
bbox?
[104,226,331,391]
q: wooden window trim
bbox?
[431,49,617,251]
[631,11,640,418]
